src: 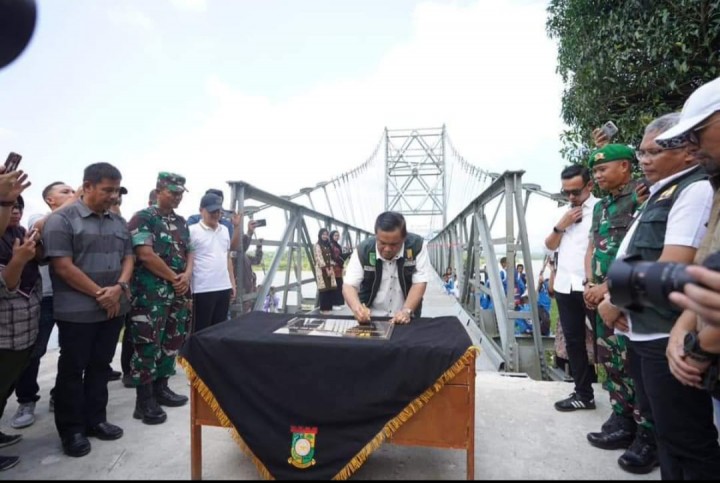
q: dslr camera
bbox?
[607,252,720,312]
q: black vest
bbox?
[357,233,424,317]
[625,166,708,334]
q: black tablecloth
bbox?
[179,312,475,480]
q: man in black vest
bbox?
[343,211,430,324]
[598,112,718,477]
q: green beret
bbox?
[587,144,635,169]
[157,171,188,192]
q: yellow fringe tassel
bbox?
[179,345,480,481]
[178,356,275,481]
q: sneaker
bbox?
[554,392,595,412]
[0,455,20,471]
[0,432,22,449]
[10,402,36,429]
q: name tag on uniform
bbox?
[363,265,376,272]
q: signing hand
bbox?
[352,304,371,323]
[390,309,412,325]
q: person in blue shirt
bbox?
[514,294,533,335]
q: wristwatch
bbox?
[582,278,589,286]
[553,226,566,234]
[683,331,715,362]
[118,281,130,292]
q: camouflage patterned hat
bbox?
[156,172,188,193]
[587,144,635,169]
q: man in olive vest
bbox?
[343,211,431,324]
[599,112,716,477]
[582,143,646,458]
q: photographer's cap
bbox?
[656,76,720,144]
[157,172,188,193]
[587,144,635,169]
[200,193,223,212]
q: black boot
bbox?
[153,377,188,407]
[587,413,636,450]
[618,426,659,474]
[133,384,167,425]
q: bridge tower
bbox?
[385,126,447,232]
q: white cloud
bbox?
[168,0,207,12]
[107,5,155,31]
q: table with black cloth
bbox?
[179,311,477,480]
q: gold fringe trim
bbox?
[178,356,275,481]
[180,345,480,481]
[332,345,481,480]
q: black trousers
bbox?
[628,338,720,480]
[120,314,132,375]
[0,347,33,419]
[54,316,124,438]
[319,291,333,311]
[15,296,55,403]
[555,290,595,401]
[192,289,231,333]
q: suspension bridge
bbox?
[226,125,569,381]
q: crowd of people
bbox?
[543,78,720,479]
[0,167,268,469]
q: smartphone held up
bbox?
[600,121,618,140]
[4,152,22,172]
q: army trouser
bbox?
[129,295,192,386]
[595,315,637,420]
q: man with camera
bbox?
[544,165,598,412]
[581,143,648,467]
[598,112,717,478]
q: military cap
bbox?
[156,172,188,193]
[587,144,635,169]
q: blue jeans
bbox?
[14,296,54,404]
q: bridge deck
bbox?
[1,276,660,480]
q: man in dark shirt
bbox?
[43,162,134,458]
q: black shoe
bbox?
[61,433,91,458]
[554,393,595,412]
[618,429,659,475]
[86,422,123,441]
[122,374,134,388]
[0,432,22,449]
[0,455,20,471]
[587,427,636,450]
[154,378,188,407]
[108,370,122,381]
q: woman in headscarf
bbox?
[313,228,336,314]
[329,230,351,308]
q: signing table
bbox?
[179,312,477,480]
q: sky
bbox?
[0,0,569,249]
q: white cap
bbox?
[656,77,720,142]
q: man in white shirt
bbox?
[544,165,599,412]
[600,111,719,477]
[189,193,236,332]
[343,211,430,324]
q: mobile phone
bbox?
[638,176,652,188]
[4,152,22,172]
[254,219,267,227]
[600,121,618,140]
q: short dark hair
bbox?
[42,181,66,202]
[84,162,122,185]
[500,256,507,265]
[374,211,407,237]
[560,164,591,185]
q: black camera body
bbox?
[607,252,720,312]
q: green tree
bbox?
[547,0,720,164]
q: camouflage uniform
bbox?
[128,174,193,386]
[590,181,640,421]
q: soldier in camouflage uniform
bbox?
[582,143,650,451]
[127,172,194,425]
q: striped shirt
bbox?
[43,200,133,323]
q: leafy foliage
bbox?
[547,0,720,164]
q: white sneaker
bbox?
[10,402,36,429]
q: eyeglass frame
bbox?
[634,144,687,159]
[560,181,590,197]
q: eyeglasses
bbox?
[560,183,588,197]
[634,145,686,159]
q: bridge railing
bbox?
[427,170,567,380]
[226,180,374,316]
